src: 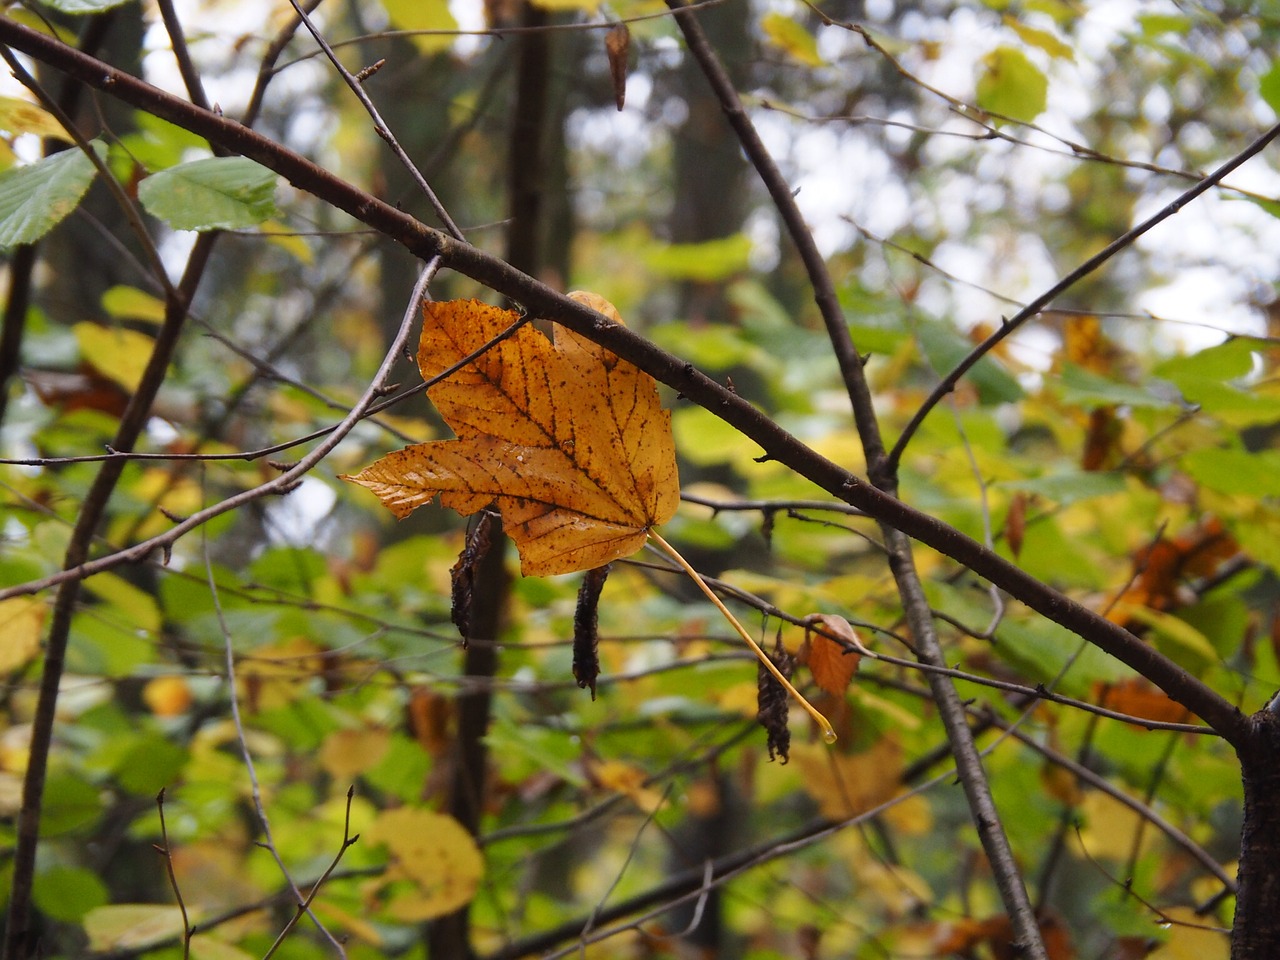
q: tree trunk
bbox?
[1232,708,1280,958]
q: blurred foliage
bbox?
[3,0,1280,958]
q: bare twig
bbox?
[154,789,194,960]
[206,530,347,957]
[285,0,465,240]
[261,788,361,960]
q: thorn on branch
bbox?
[265,460,296,472]
[158,506,187,524]
[374,381,400,396]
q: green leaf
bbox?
[917,320,1023,405]
[1001,470,1128,504]
[33,865,108,922]
[138,157,278,231]
[113,735,188,795]
[1123,607,1217,675]
[1261,61,1280,117]
[0,141,104,249]
[644,233,752,282]
[1182,447,1280,498]
[41,0,135,12]
[976,46,1048,123]
[762,12,825,68]
[1056,363,1179,409]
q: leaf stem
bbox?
[648,530,836,743]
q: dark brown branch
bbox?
[0,17,1248,749]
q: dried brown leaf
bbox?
[605,23,630,110]
[805,613,863,696]
[343,296,679,577]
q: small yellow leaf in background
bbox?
[381,0,458,55]
[1146,907,1229,960]
[589,758,664,814]
[236,637,326,712]
[319,727,391,781]
[142,676,193,717]
[0,598,44,672]
[83,905,186,952]
[762,11,825,67]
[73,322,158,394]
[804,613,863,696]
[101,285,166,325]
[343,295,679,577]
[0,95,66,139]
[790,737,902,820]
[365,809,483,921]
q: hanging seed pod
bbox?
[573,563,612,698]
[450,511,495,645]
[757,631,794,763]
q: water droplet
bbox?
[822,728,838,744]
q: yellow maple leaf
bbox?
[343,294,680,577]
[364,809,484,922]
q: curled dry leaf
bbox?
[450,511,495,642]
[605,23,630,110]
[343,295,679,577]
[804,613,864,697]
[757,632,794,763]
[1004,491,1027,559]
[573,563,611,699]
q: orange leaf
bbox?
[343,295,680,576]
[1094,677,1193,726]
[805,613,862,696]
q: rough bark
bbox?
[1231,709,1280,959]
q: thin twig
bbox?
[205,529,347,957]
[154,789,193,960]
[261,788,361,960]
[285,0,465,240]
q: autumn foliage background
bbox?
[2,1,1280,959]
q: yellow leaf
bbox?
[83,905,185,952]
[142,676,193,717]
[1146,907,1229,960]
[762,12,825,68]
[72,322,158,393]
[0,598,44,672]
[319,727,391,781]
[343,296,680,576]
[382,0,458,55]
[589,758,664,813]
[365,809,483,921]
[0,95,66,140]
[790,737,902,820]
[101,286,166,325]
[237,637,326,712]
